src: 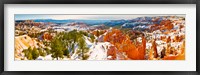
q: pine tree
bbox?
[50,36,64,60]
[71,43,75,54]
[63,48,70,58]
[78,37,89,60]
[44,47,51,55]
[96,30,100,37]
[32,47,39,60]
[22,46,34,60]
[38,48,43,56]
[27,52,33,60]
[90,34,95,43]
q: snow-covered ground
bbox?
[88,42,111,60]
[145,17,185,58]
[36,35,112,60]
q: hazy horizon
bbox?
[15,14,185,20]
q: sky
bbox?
[15,14,185,20]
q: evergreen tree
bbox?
[50,36,64,60]
[63,48,70,58]
[38,48,46,57]
[38,48,43,55]
[32,47,39,60]
[44,47,51,55]
[78,37,89,60]
[27,52,33,60]
[22,46,33,60]
[96,30,100,37]
[90,34,95,43]
[71,43,75,54]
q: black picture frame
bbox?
[0,0,199,75]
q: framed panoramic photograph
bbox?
[0,0,199,75]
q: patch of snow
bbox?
[88,42,112,60]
